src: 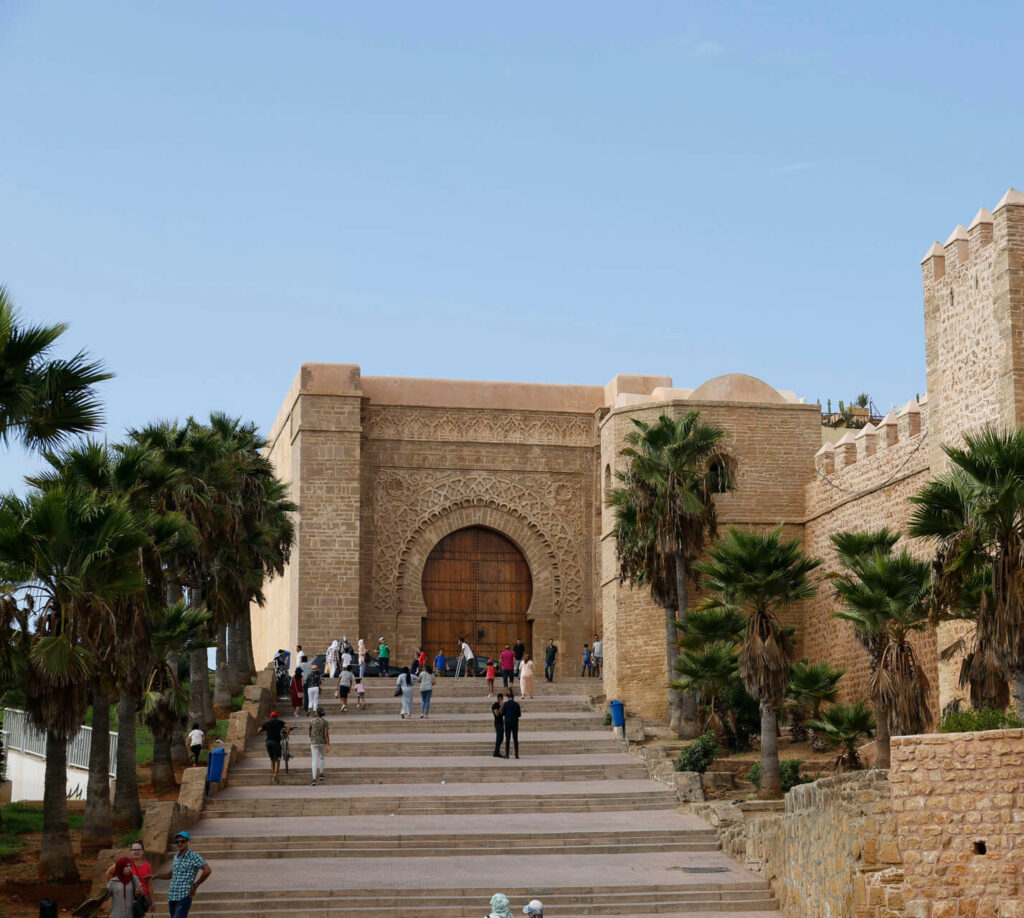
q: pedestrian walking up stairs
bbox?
[157,675,781,917]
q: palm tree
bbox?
[930,566,1009,712]
[786,660,844,742]
[0,286,112,451]
[673,605,745,738]
[0,486,147,881]
[832,538,933,768]
[29,439,195,833]
[909,428,1024,709]
[695,526,820,798]
[141,601,213,791]
[609,411,732,735]
[807,701,877,770]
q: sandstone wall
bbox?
[719,770,898,918]
[804,403,940,716]
[599,397,820,720]
[890,729,1024,918]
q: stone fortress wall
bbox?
[252,187,1024,733]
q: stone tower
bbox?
[923,188,1024,465]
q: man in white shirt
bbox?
[457,638,475,678]
[341,649,353,672]
[592,634,603,678]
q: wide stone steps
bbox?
[228,759,647,785]
[193,884,778,917]
[181,828,720,859]
[276,729,619,756]
[280,713,603,735]
[202,790,678,818]
[308,695,592,714]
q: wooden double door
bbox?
[421,526,533,664]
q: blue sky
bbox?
[2,1,1021,491]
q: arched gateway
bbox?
[421,526,533,662]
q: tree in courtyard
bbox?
[831,533,932,768]
[673,605,745,739]
[909,427,1024,709]
[695,526,820,798]
[609,411,733,736]
[0,286,112,451]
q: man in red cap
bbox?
[256,711,289,784]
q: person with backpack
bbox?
[336,666,355,711]
[305,663,323,715]
[106,857,145,918]
[104,844,153,915]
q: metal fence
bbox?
[1,708,117,777]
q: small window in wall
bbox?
[709,459,729,494]
[604,464,612,497]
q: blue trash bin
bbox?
[207,746,227,783]
[609,699,625,729]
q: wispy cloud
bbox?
[689,41,725,57]
[771,162,813,174]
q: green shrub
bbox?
[674,732,719,774]
[939,707,1023,733]
[747,759,810,793]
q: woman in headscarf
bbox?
[106,857,143,918]
[485,892,513,918]
[396,666,418,719]
[357,638,367,679]
[519,654,536,699]
[326,639,341,678]
[290,666,304,718]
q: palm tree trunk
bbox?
[213,624,233,718]
[226,618,244,695]
[151,723,176,792]
[758,703,783,799]
[40,732,80,882]
[190,647,215,730]
[241,610,256,680]
[112,691,141,830]
[670,553,699,738]
[81,694,113,851]
[875,695,891,769]
[168,648,187,767]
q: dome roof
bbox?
[689,373,785,404]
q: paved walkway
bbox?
[159,675,781,917]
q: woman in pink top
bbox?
[499,645,516,688]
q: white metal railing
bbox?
[2,708,117,777]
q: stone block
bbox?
[177,766,206,821]
[624,715,645,743]
[674,771,705,803]
[140,801,178,860]
[701,771,735,791]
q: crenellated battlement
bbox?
[921,188,1024,284]
[814,397,924,476]
[922,186,1024,472]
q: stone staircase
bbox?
[160,675,781,917]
